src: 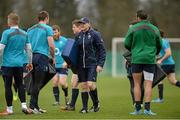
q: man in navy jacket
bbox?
[75,17,106,113]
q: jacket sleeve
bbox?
[93,31,106,68]
[156,30,162,55]
[124,28,133,51]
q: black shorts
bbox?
[33,53,49,72]
[77,67,97,83]
[131,64,156,73]
[56,68,68,75]
[1,66,23,77]
[161,64,175,74]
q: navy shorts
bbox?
[78,67,97,83]
[131,64,156,81]
[33,53,49,72]
[131,64,156,73]
[56,68,68,75]
[161,64,175,74]
[1,66,23,77]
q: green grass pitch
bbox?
[0,74,180,119]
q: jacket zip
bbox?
[83,34,85,68]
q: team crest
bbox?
[59,41,63,44]
[88,34,91,39]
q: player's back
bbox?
[1,28,27,67]
[28,23,53,56]
[128,20,161,64]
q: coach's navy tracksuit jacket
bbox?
[75,28,106,68]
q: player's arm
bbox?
[61,39,69,68]
[93,32,106,73]
[157,48,171,64]
[62,62,68,68]
[0,43,5,70]
[48,36,55,64]
[124,29,133,51]
[47,27,55,64]
[0,44,5,56]
[25,43,33,70]
[0,31,8,56]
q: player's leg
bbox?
[78,68,88,113]
[140,77,144,105]
[143,64,156,115]
[162,65,180,87]
[0,67,14,115]
[13,79,18,101]
[152,64,173,103]
[79,82,89,113]
[69,74,79,109]
[158,82,164,101]
[3,78,13,114]
[132,73,142,114]
[87,67,100,112]
[130,64,143,115]
[127,65,144,106]
[126,64,135,105]
[1,76,13,115]
[128,76,135,105]
[29,54,47,113]
[59,68,69,105]
[13,67,31,114]
[61,74,79,111]
[52,73,60,106]
[152,64,180,103]
[152,82,164,103]
[29,69,41,112]
[167,73,180,87]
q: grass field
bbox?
[0,74,180,119]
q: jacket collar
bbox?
[10,26,19,29]
[139,20,149,23]
[83,27,92,34]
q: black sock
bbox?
[62,87,68,97]
[53,87,59,102]
[145,102,150,111]
[81,92,89,110]
[158,84,164,100]
[70,89,79,107]
[89,88,99,106]
[176,81,180,87]
[135,101,141,111]
[140,87,144,105]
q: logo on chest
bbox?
[59,41,63,44]
[55,48,61,56]
[88,33,91,39]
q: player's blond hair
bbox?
[8,12,19,25]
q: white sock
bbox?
[7,106,13,113]
[21,102,27,109]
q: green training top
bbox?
[124,20,162,64]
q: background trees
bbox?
[0,0,180,49]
